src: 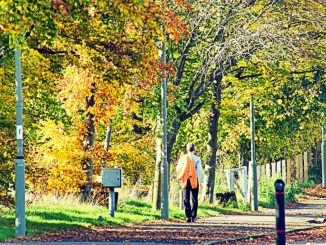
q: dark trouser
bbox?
[183,179,199,220]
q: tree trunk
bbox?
[152,117,162,210]
[203,76,222,203]
[102,121,112,168]
[240,137,251,168]
[104,120,112,152]
[311,143,318,166]
[82,84,95,200]
[167,119,182,164]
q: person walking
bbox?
[176,143,205,222]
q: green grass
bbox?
[0,210,14,241]
[0,195,223,242]
[258,177,304,208]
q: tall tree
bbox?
[1,0,168,199]
[162,0,325,201]
[203,75,222,202]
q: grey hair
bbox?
[186,143,195,152]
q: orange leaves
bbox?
[160,62,175,79]
[160,1,191,42]
[59,66,91,114]
[173,0,192,10]
[14,0,192,196]
[163,9,190,42]
[52,0,70,17]
[58,65,119,127]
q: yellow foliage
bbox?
[27,120,85,195]
[108,134,155,186]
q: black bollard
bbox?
[275,179,286,245]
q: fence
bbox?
[224,152,312,203]
[257,152,311,183]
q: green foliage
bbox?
[173,110,209,163]
[218,63,325,168]
[309,156,322,184]
[258,178,277,208]
[0,0,325,206]
[302,181,316,189]
[258,178,304,208]
[224,196,238,209]
[237,202,251,212]
[286,182,304,204]
[1,0,186,201]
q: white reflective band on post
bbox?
[17,125,23,140]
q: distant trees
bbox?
[155,0,325,202]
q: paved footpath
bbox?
[2,196,326,245]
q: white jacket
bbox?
[188,152,205,184]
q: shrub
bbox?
[302,181,315,188]
[258,177,276,208]
[285,181,303,203]
[258,177,303,208]
[238,202,251,211]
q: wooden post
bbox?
[260,165,265,179]
[299,153,303,183]
[295,155,300,181]
[286,159,291,184]
[257,165,261,180]
[266,163,271,179]
[291,157,296,182]
[303,152,310,183]
[271,162,276,178]
[247,162,252,203]
[179,189,184,210]
[277,161,282,177]
[282,160,286,181]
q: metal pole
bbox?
[250,95,258,211]
[161,40,169,220]
[109,187,115,217]
[322,123,326,188]
[15,48,26,236]
[275,179,286,245]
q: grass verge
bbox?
[0,194,223,242]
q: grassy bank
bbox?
[0,194,225,242]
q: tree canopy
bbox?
[0,0,325,205]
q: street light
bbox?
[250,95,258,211]
[322,123,326,188]
[15,48,25,237]
[14,23,34,237]
[161,40,169,220]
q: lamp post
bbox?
[250,95,258,211]
[161,40,169,220]
[12,23,34,237]
[15,48,25,237]
[322,123,326,188]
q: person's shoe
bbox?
[186,218,192,223]
[191,217,197,222]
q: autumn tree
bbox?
[160,0,325,202]
[1,0,164,199]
